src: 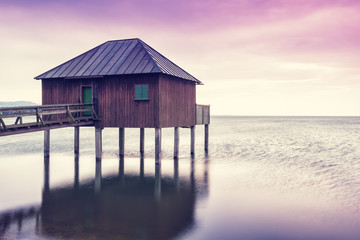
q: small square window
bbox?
[135,84,149,100]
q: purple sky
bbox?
[1,0,360,115]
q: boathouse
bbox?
[34,38,209,161]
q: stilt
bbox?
[154,164,161,200]
[43,156,50,194]
[159,128,162,154]
[119,128,125,157]
[74,155,79,189]
[119,156,124,184]
[174,159,179,192]
[174,127,179,159]
[191,126,195,157]
[44,130,50,158]
[95,160,102,193]
[204,124,209,153]
[95,127,102,160]
[140,128,144,158]
[74,126,79,155]
[140,157,144,181]
[155,128,161,164]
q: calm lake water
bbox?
[1,116,360,240]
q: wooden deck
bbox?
[0,104,99,136]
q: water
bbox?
[1,116,360,239]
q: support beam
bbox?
[74,155,79,189]
[95,127,102,160]
[44,130,50,158]
[119,156,125,184]
[174,127,179,159]
[140,157,144,181]
[204,124,209,153]
[140,128,144,158]
[95,161,102,193]
[74,126,79,155]
[190,126,195,157]
[154,164,161,200]
[174,159,179,192]
[155,128,161,164]
[119,128,125,157]
[43,156,50,194]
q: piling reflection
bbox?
[0,154,210,240]
[38,158,207,240]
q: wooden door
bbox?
[82,86,92,116]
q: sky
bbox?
[1,0,360,116]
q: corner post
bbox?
[191,126,195,157]
[204,124,209,152]
[74,126,80,155]
[44,130,50,158]
[155,128,161,164]
[140,128,145,158]
[174,127,179,159]
[119,128,125,157]
[95,127,102,160]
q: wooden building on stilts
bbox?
[35,38,210,162]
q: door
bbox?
[82,86,92,116]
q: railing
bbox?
[196,104,210,125]
[0,104,98,134]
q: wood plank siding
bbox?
[41,73,196,128]
[158,74,196,128]
[42,79,80,105]
[97,74,159,128]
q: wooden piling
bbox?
[205,124,209,152]
[174,159,179,192]
[95,127,102,160]
[119,128,125,157]
[174,127,179,159]
[74,155,79,189]
[155,128,161,164]
[74,126,79,155]
[44,130,50,158]
[154,164,161,200]
[190,126,195,156]
[140,128,144,158]
[95,161,102,193]
[119,156,124,184]
[43,156,50,193]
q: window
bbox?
[135,84,149,100]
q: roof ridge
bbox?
[138,39,201,84]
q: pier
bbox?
[0,103,209,160]
[0,103,98,136]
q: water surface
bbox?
[1,116,360,239]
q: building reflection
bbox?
[0,154,210,240]
[39,157,207,240]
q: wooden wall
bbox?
[97,74,159,128]
[158,74,196,128]
[41,73,196,128]
[42,79,80,105]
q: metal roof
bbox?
[35,38,202,84]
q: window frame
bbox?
[134,84,149,100]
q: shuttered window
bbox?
[135,84,149,100]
